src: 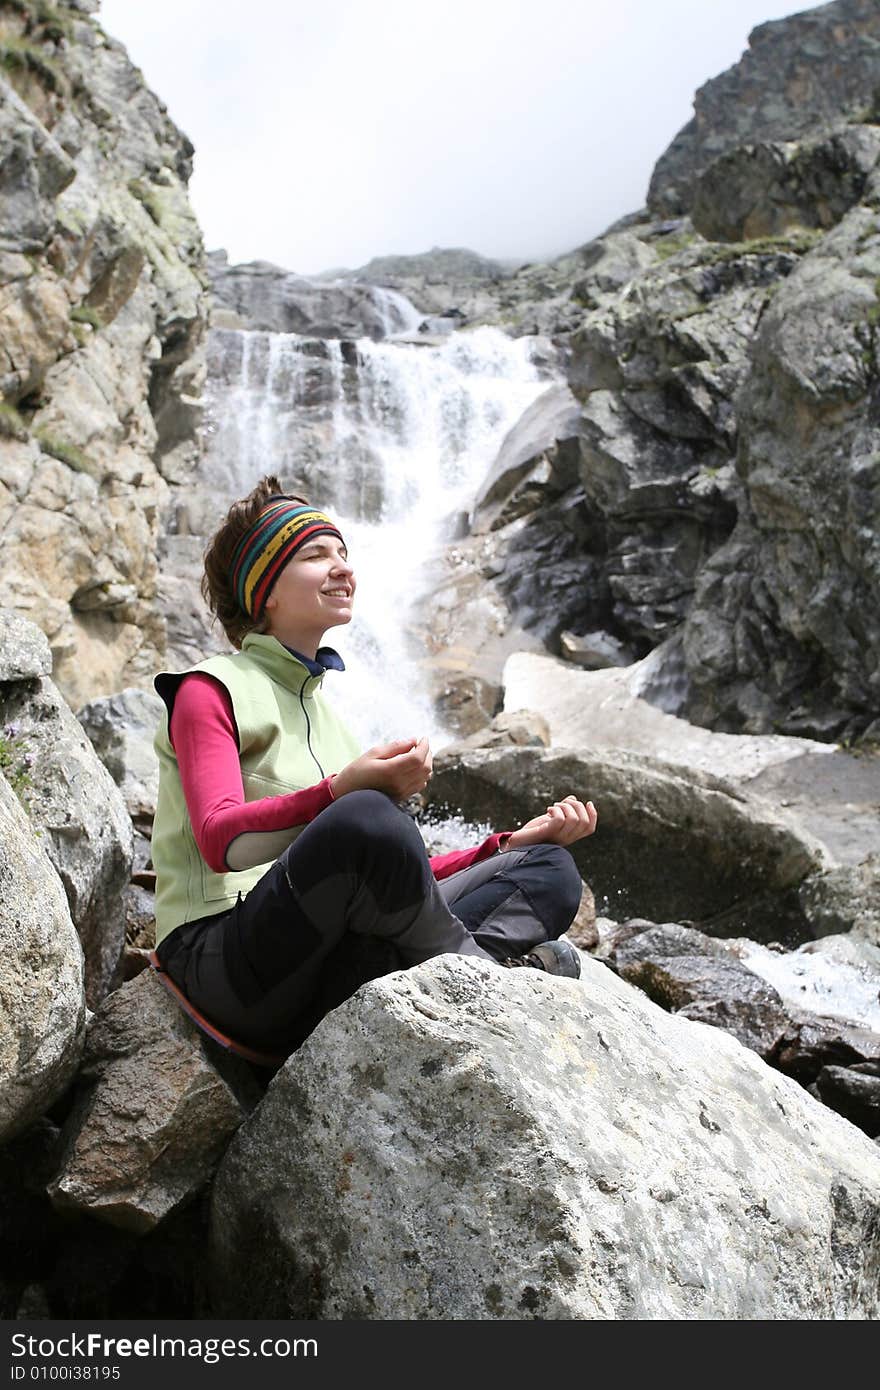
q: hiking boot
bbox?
[503,939,581,978]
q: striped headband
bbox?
[230,499,345,620]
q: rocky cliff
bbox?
[0,0,208,708]
[447,0,880,742]
[649,0,880,216]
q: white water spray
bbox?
[202,307,555,746]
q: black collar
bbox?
[283,644,346,678]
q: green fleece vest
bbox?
[152,633,362,944]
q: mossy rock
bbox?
[34,431,94,474]
[0,404,29,442]
[69,305,103,331]
[0,35,66,94]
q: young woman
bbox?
[151,476,598,1055]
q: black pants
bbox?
[158,790,582,1052]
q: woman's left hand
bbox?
[505,796,597,851]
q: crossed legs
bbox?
[158,790,583,1051]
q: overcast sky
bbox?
[99,0,815,276]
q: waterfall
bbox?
[368,285,425,338]
[200,306,554,748]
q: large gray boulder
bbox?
[648,0,880,216]
[77,686,164,824]
[500,652,879,871]
[502,650,833,780]
[426,743,826,942]
[209,954,880,1318]
[798,859,880,948]
[0,641,133,1006]
[0,775,85,1143]
[470,384,581,534]
[49,970,251,1234]
[691,126,880,244]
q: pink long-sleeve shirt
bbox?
[168,673,510,879]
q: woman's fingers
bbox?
[561,802,583,841]
[543,796,598,841]
[373,736,435,796]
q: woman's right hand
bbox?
[331,737,433,802]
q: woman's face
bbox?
[263,535,356,647]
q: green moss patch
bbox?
[4,0,73,41]
[654,231,697,262]
[127,179,165,228]
[0,403,29,441]
[707,228,824,265]
[0,35,66,92]
[70,304,103,330]
[0,728,33,803]
[35,430,93,473]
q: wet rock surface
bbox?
[815,1063,880,1137]
[776,1016,880,1087]
[594,916,880,1136]
[209,251,418,339]
[617,955,791,1060]
[470,383,581,533]
[603,922,791,1059]
[498,652,880,872]
[427,742,825,941]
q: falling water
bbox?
[202,311,554,747]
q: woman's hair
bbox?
[201,474,309,648]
